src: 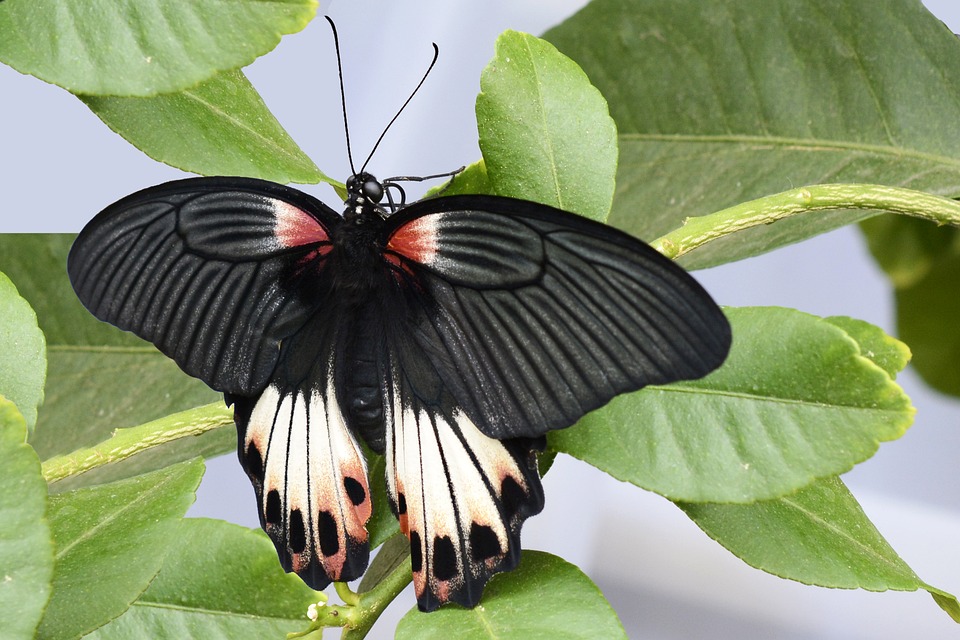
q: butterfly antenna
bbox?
[326,16,357,176]
[359,42,440,174]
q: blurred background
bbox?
[2,1,960,637]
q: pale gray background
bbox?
[2,1,960,638]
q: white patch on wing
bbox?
[244,376,372,582]
[286,390,310,512]
[439,409,512,549]
[245,384,282,458]
[256,386,293,526]
[386,380,532,605]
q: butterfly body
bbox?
[69,171,731,611]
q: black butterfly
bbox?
[67,170,730,611]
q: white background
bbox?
[2,1,960,638]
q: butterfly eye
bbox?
[362,178,384,203]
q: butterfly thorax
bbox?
[323,175,391,301]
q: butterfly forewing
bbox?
[67,177,341,395]
[381,195,731,441]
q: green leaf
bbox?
[82,69,329,184]
[87,518,318,639]
[544,0,960,268]
[358,532,410,595]
[860,215,960,288]
[823,315,911,379]
[37,459,204,640]
[551,307,914,503]
[679,475,960,621]
[858,215,960,398]
[0,397,53,640]
[0,0,318,96]
[894,250,960,396]
[0,271,46,432]
[0,235,225,476]
[477,31,617,222]
[427,160,492,198]
[366,452,401,550]
[395,551,626,640]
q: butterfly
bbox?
[67,169,730,610]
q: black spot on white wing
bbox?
[232,377,372,591]
[384,376,544,612]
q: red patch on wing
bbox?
[387,215,440,265]
[274,200,329,248]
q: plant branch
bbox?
[40,402,234,483]
[342,540,413,640]
[651,183,960,260]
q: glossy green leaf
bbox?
[545,0,960,268]
[396,551,626,639]
[551,307,914,503]
[0,235,226,475]
[477,31,617,222]
[0,0,317,96]
[895,250,960,396]
[87,518,317,639]
[0,397,53,640]
[679,475,960,621]
[37,459,204,639]
[82,69,328,184]
[0,271,46,432]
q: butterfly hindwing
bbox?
[382,194,732,440]
[67,177,342,395]
[383,333,544,611]
[231,308,374,589]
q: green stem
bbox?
[40,402,234,483]
[650,183,960,260]
[342,546,413,640]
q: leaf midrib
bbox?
[53,470,186,560]
[621,132,960,169]
[648,381,909,415]
[125,598,306,622]
[777,491,918,586]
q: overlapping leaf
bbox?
[396,552,626,639]
[477,30,617,222]
[0,271,45,432]
[0,0,317,96]
[0,235,227,480]
[0,397,53,640]
[679,476,960,621]
[37,459,204,640]
[87,518,318,639]
[82,69,327,184]
[551,307,914,503]
[861,216,960,397]
[544,0,960,268]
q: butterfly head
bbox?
[346,173,384,206]
[345,172,408,220]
